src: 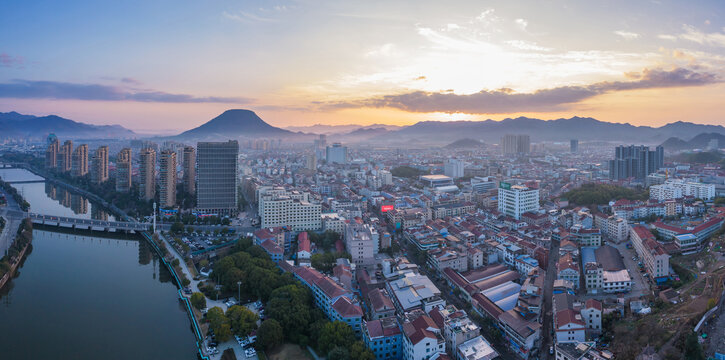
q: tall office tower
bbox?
[497,183,540,220]
[306,153,317,171]
[59,140,73,172]
[444,158,465,178]
[570,139,579,153]
[115,148,132,192]
[501,134,530,155]
[71,144,88,177]
[196,140,239,216]
[45,135,59,169]
[139,148,156,201]
[326,143,348,164]
[182,146,196,195]
[159,150,177,208]
[91,146,109,184]
[608,145,664,180]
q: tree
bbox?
[170,221,184,234]
[257,319,284,351]
[350,341,375,360]
[206,306,227,330]
[327,347,349,360]
[318,321,355,354]
[216,323,233,342]
[191,292,206,310]
[266,284,313,343]
[226,305,259,336]
[684,332,705,360]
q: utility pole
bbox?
[153,202,157,234]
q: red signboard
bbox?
[381,205,394,212]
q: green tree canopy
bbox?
[256,319,284,351]
[191,292,206,310]
[318,321,355,355]
[226,305,258,336]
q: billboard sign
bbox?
[381,204,395,212]
[499,182,511,190]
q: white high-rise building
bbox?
[444,159,465,179]
[258,187,322,231]
[379,170,393,185]
[497,183,539,220]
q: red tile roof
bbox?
[298,232,311,252]
[585,299,602,311]
[332,296,363,318]
[260,239,283,255]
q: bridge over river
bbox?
[1,208,255,234]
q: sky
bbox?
[1,0,725,134]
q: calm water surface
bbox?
[0,167,197,359]
[0,230,197,359]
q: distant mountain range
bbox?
[372,117,725,144]
[4,108,725,146]
[284,123,402,134]
[0,111,135,140]
[661,132,725,150]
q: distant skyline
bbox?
[1,0,724,133]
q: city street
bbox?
[541,238,561,360]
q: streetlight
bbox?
[237,281,242,303]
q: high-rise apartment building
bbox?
[444,159,465,179]
[91,146,109,184]
[59,140,73,172]
[182,146,196,195]
[159,150,177,208]
[45,135,59,169]
[115,148,132,192]
[608,145,664,180]
[196,140,238,216]
[326,143,348,164]
[139,148,156,201]
[570,139,579,153]
[501,134,530,155]
[71,144,88,177]
[497,183,540,220]
[306,153,317,171]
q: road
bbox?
[0,185,22,256]
[541,238,561,360]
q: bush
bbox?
[191,292,207,310]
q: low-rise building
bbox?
[630,225,670,282]
[363,317,403,360]
[402,313,446,360]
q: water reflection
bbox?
[43,182,111,220]
[0,230,197,359]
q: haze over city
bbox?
[2,0,725,133]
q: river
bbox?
[0,167,198,359]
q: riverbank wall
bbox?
[141,231,210,360]
[0,222,33,291]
